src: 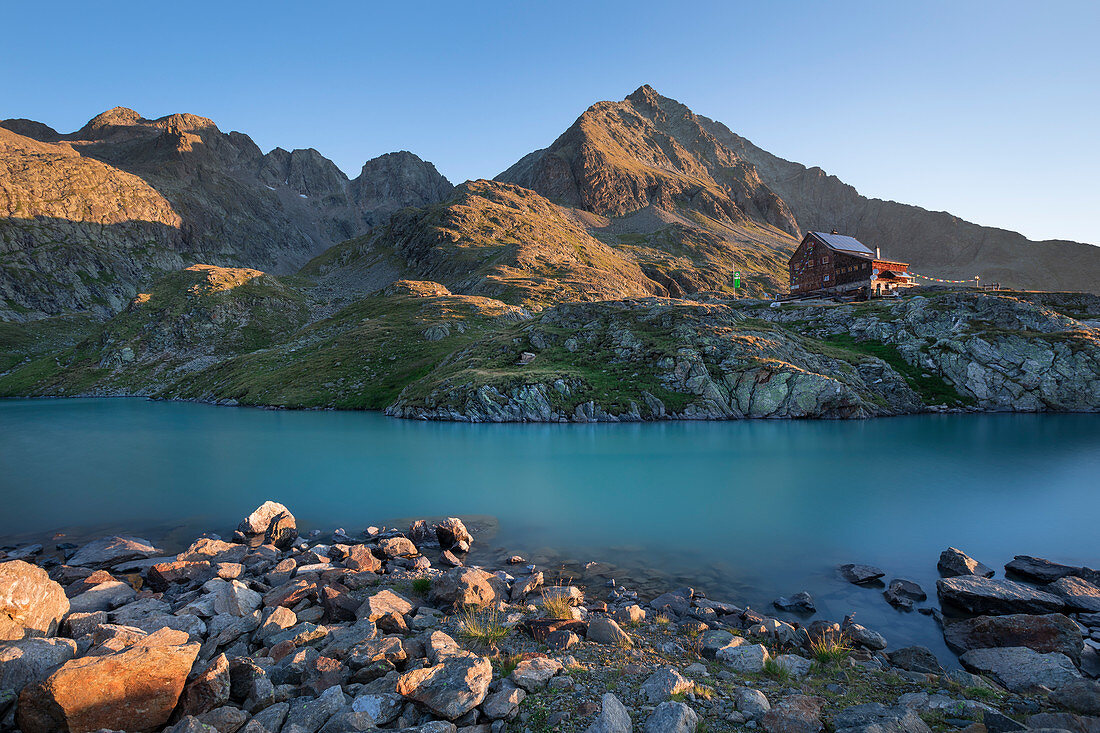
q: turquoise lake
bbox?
[2,397,1098,662]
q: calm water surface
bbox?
[2,398,1098,662]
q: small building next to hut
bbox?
[788,230,914,299]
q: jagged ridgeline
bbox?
[2,88,1099,419]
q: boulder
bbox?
[482,683,526,721]
[887,646,943,674]
[0,638,77,692]
[238,502,297,549]
[238,701,288,733]
[429,568,498,609]
[377,537,417,558]
[1005,555,1080,584]
[936,576,1065,615]
[831,702,932,733]
[343,545,380,573]
[177,653,231,718]
[357,589,414,621]
[1049,576,1100,613]
[838,564,885,585]
[178,538,248,563]
[842,623,887,651]
[649,589,692,617]
[773,592,815,613]
[611,605,646,626]
[717,643,770,672]
[587,617,631,647]
[283,684,347,732]
[0,561,69,640]
[148,561,213,591]
[351,691,404,724]
[208,579,263,617]
[942,613,1083,665]
[264,579,319,608]
[959,646,1081,692]
[772,654,813,677]
[395,652,492,719]
[761,695,824,733]
[883,579,926,610]
[17,627,200,733]
[67,580,136,614]
[67,536,162,567]
[1049,679,1100,716]
[584,692,631,733]
[938,547,994,578]
[640,666,693,703]
[736,688,771,718]
[433,518,472,551]
[197,705,249,732]
[511,656,562,692]
[643,701,697,733]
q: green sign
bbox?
[734,271,742,289]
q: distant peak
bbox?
[83,106,144,130]
[626,84,661,106]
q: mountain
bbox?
[499,85,1100,294]
[303,179,663,307]
[0,108,452,320]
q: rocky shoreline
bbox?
[2,503,1099,733]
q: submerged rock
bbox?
[838,564,885,585]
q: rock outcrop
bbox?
[0,561,69,640]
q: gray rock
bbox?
[68,581,137,613]
[699,629,735,659]
[510,656,562,692]
[773,592,815,613]
[283,685,348,733]
[587,617,632,647]
[1050,576,1100,613]
[197,705,250,733]
[584,692,631,733]
[318,710,376,733]
[640,667,693,703]
[238,501,298,549]
[0,561,69,641]
[716,643,770,672]
[238,701,289,733]
[482,683,526,721]
[0,637,77,691]
[1005,555,1080,584]
[938,547,994,578]
[936,576,1065,615]
[350,691,403,724]
[831,702,932,732]
[883,579,926,610]
[960,646,1082,692]
[772,654,812,677]
[888,646,943,674]
[643,701,697,733]
[735,688,770,718]
[68,536,162,567]
[760,694,824,732]
[843,623,887,651]
[395,652,492,720]
[941,613,1083,665]
[165,716,220,733]
[1049,679,1100,715]
[838,564,885,585]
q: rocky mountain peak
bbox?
[349,151,454,227]
[78,106,145,135]
[0,118,61,142]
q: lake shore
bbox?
[2,504,1099,733]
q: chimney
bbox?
[876,247,881,259]
[831,228,839,235]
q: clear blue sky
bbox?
[3,1,1097,245]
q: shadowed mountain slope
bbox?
[1,108,452,320]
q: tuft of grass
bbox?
[763,657,792,684]
[411,577,432,596]
[494,654,520,678]
[808,633,851,665]
[458,606,508,645]
[541,594,575,620]
[654,613,673,626]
